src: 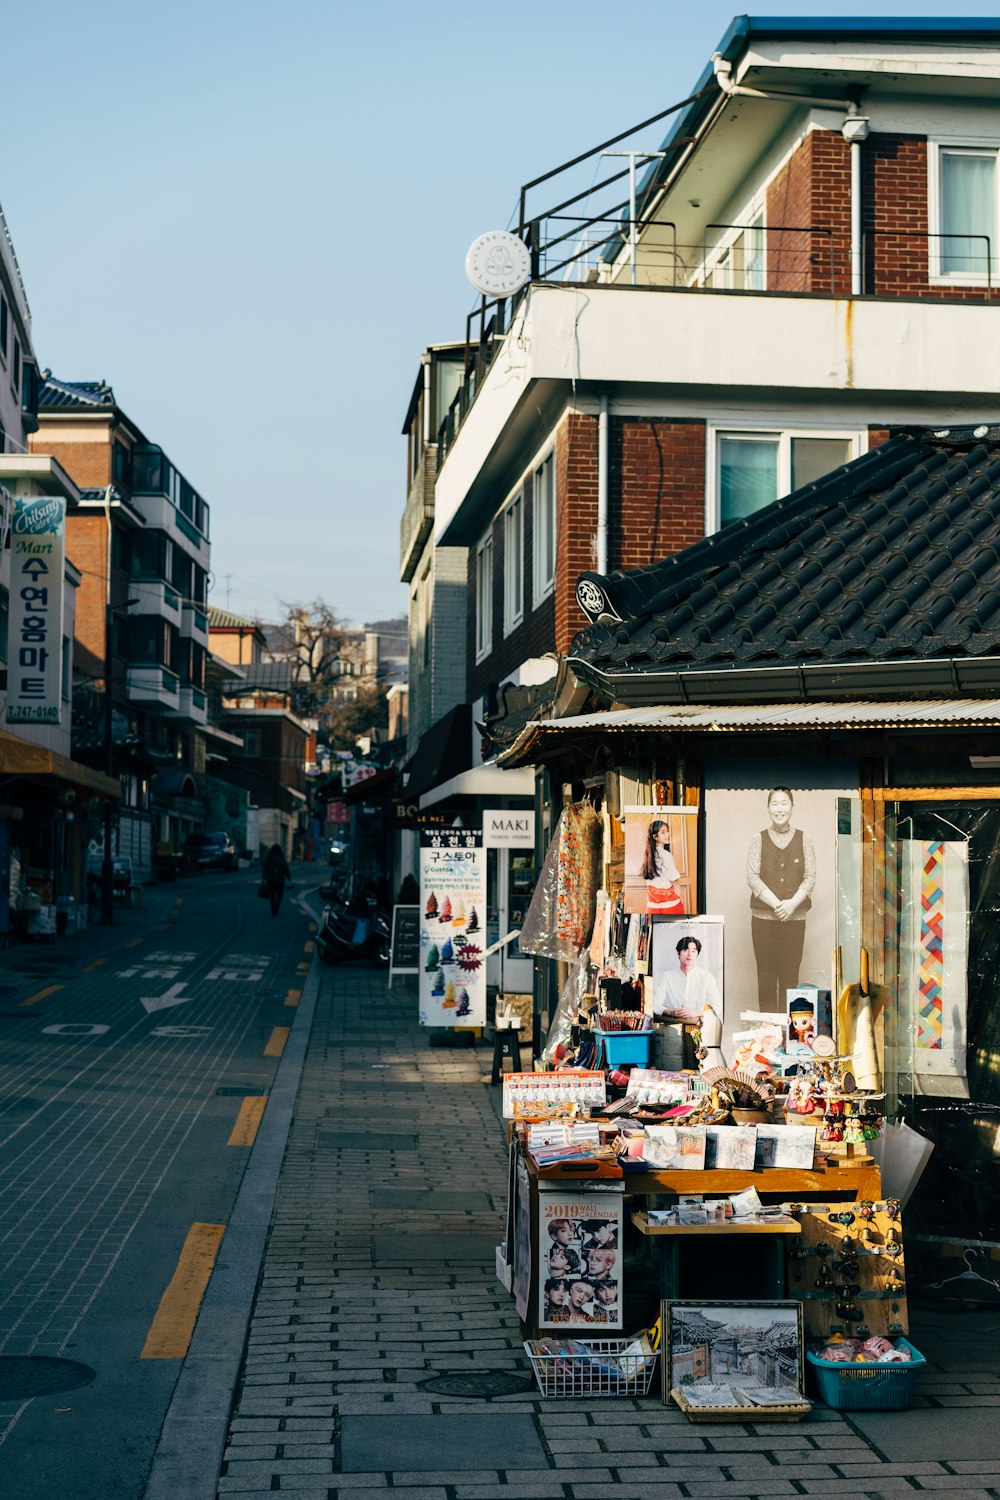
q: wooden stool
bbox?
[490,1025,523,1085]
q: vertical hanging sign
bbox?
[419,828,486,1027]
[6,495,66,725]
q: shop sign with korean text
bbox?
[6,495,65,725]
[419,829,486,1027]
[483,808,535,849]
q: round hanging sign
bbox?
[464,230,531,297]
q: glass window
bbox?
[790,437,853,489]
[475,533,493,659]
[503,496,523,634]
[940,149,996,275]
[716,429,862,528]
[533,453,556,602]
[718,435,778,524]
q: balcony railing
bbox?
[438,221,1000,467]
[400,448,437,582]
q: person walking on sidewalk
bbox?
[262,843,292,915]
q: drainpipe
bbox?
[843,104,870,297]
[597,394,609,575]
[711,54,854,112]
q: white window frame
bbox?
[474,531,493,662]
[706,424,866,533]
[503,492,524,636]
[928,137,1000,285]
[698,197,767,291]
[532,449,557,605]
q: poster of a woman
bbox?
[747,787,816,1011]
[624,806,698,916]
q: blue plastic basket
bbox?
[595,1030,652,1067]
[807,1339,925,1410]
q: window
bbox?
[0,294,6,359]
[113,440,133,487]
[475,532,493,659]
[713,429,861,528]
[933,144,1000,279]
[703,208,766,291]
[532,452,556,602]
[503,495,523,634]
[243,729,261,755]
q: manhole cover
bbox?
[420,1371,534,1398]
[0,1356,96,1400]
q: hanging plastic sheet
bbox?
[541,954,592,1066]
[519,801,601,962]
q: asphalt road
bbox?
[0,866,319,1499]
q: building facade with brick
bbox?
[430,17,1000,763]
[32,377,213,873]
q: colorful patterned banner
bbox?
[901,837,969,1093]
[916,840,945,1048]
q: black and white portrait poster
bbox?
[704,759,851,1057]
[537,1189,623,1330]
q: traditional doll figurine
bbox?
[787,1074,817,1114]
[844,1115,866,1147]
[697,1003,726,1072]
[787,994,816,1051]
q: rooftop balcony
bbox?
[131,445,211,566]
[434,273,1000,546]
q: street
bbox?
[0,868,316,1500]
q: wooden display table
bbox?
[632,1210,801,1299]
[623,1163,882,1201]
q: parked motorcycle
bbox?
[316,898,390,968]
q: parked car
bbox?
[182,831,238,872]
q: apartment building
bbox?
[0,209,119,930]
[32,377,212,871]
[428,17,1000,752]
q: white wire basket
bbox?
[524,1337,659,1398]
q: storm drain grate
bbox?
[420,1371,534,1398]
[0,1356,96,1400]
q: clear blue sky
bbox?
[2,2,997,626]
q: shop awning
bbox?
[401,703,472,801]
[343,765,396,803]
[499,698,1000,766]
[0,732,120,797]
[419,763,535,809]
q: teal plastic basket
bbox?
[595,1030,652,1067]
[807,1339,924,1410]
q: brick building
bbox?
[32,377,212,873]
[426,17,1000,741]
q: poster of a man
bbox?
[650,917,724,1022]
[623,806,698,915]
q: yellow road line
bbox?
[285,988,302,1008]
[228,1096,267,1147]
[308,921,317,933]
[296,962,309,975]
[303,940,315,954]
[263,1026,289,1058]
[141,1222,225,1359]
[125,937,146,949]
[82,957,108,973]
[20,984,63,1008]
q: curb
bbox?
[142,948,321,1500]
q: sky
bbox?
[3,1,999,628]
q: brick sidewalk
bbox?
[214,966,1000,1500]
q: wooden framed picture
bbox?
[662,1300,810,1419]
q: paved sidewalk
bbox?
[212,965,1000,1500]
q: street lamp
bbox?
[101,597,137,925]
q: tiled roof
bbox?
[38,375,116,409]
[569,426,1000,698]
[237,662,295,693]
[208,607,261,631]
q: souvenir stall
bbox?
[496,756,927,1415]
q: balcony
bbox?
[399,448,437,583]
[433,278,1000,545]
[130,444,211,566]
[179,601,209,644]
[126,664,180,712]
[169,684,207,725]
[131,578,181,619]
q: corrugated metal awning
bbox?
[499,699,1000,766]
